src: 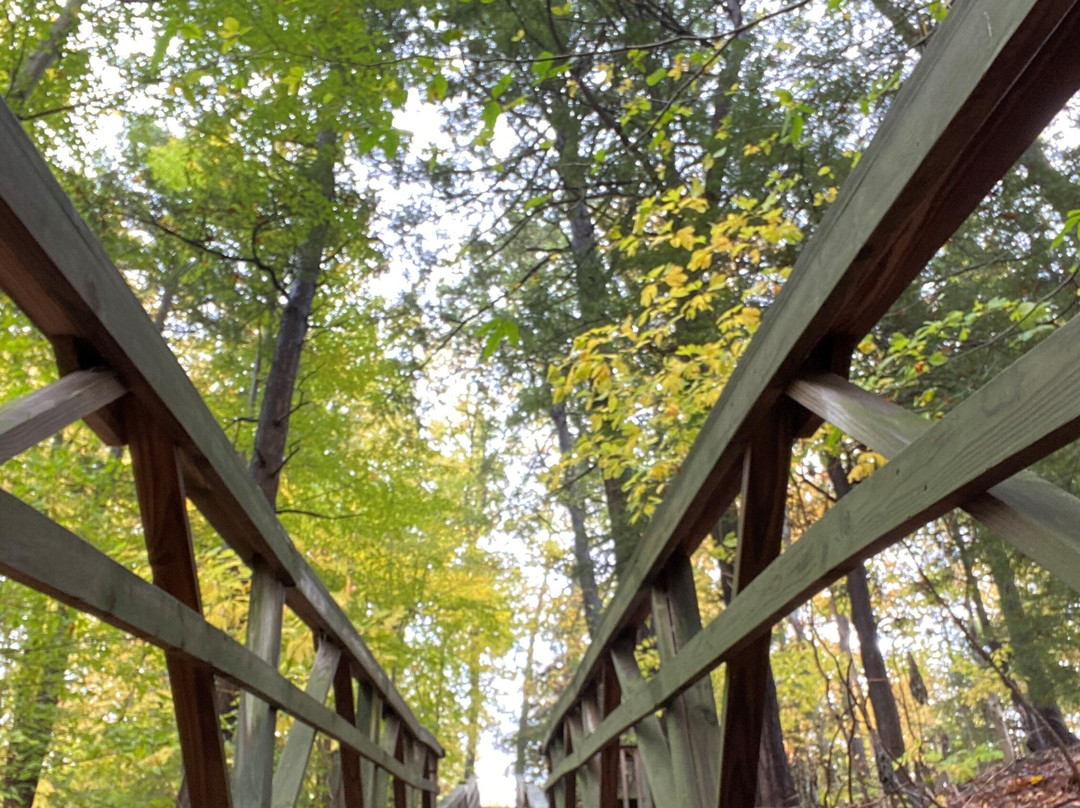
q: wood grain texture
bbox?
[787,373,1080,594]
[0,99,441,759]
[234,562,287,808]
[0,488,437,792]
[273,638,343,808]
[717,408,795,808]
[650,555,719,808]
[0,368,125,463]
[128,413,231,808]
[608,638,675,805]
[546,309,1080,785]
[541,0,1080,749]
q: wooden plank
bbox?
[371,713,401,808]
[568,706,601,808]
[128,412,231,808]
[598,668,620,808]
[234,562,287,808]
[333,660,365,808]
[0,368,125,463]
[649,555,719,808]
[0,99,442,761]
[546,737,571,808]
[422,750,438,808]
[546,309,1080,785]
[273,638,343,808]
[358,684,380,807]
[787,373,1080,593]
[717,407,795,808]
[541,0,1080,750]
[608,639,675,806]
[0,487,437,792]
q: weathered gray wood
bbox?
[273,638,343,808]
[608,639,674,806]
[649,555,719,808]
[128,413,231,808]
[0,368,125,463]
[542,0,1080,750]
[371,713,401,808]
[546,737,572,808]
[787,373,1080,594]
[0,487,437,792]
[359,684,381,807]
[717,408,795,808]
[546,309,1080,785]
[234,562,287,808]
[567,708,601,808]
[0,99,441,761]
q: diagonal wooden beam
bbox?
[0,368,126,463]
[272,637,343,808]
[608,638,674,807]
[650,555,720,808]
[128,411,231,808]
[788,372,1080,593]
[541,0,1080,752]
[545,306,1080,786]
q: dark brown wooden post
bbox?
[128,412,231,808]
[334,660,366,808]
[716,404,796,807]
[598,663,621,808]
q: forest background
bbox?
[1,0,1080,805]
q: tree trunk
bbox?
[983,532,1079,751]
[827,462,907,762]
[516,572,550,775]
[550,400,603,634]
[249,127,337,502]
[6,0,83,112]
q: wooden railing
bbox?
[540,1,1080,806]
[0,99,442,806]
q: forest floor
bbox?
[944,746,1080,808]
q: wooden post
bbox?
[608,636,673,805]
[371,712,400,808]
[272,636,343,808]
[597,668,621,808]
[716,405,795,807]
[567,705,600,808]
[128,412,231,808]
[421,750,438,808]
[233,560,286,808]
[333,660,365,808]
[650,553,720,808]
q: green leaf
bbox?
[646,68,667,86]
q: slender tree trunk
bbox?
[828,590,873,802]
[516,572,550,775]
[983,532,1079,751]
[6,0,83,112]
[550,400,603,634]
[827,462,907,761]
[249,127,337,502]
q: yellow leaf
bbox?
[641,283,659,306]
[688,248,712,271]
[670,226,697,250]
[857,337,877,355]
